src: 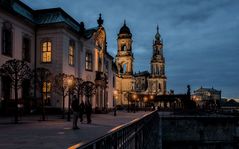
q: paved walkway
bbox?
[0,111,150,149]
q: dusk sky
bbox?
[22,0,239,98]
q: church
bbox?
[115,22,167,105]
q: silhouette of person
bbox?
[71,95,79,129]
[79,101,85,123]
[85,99,92,124]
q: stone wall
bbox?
[161,115,239,149]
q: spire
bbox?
[97,13,104,27]
[124,19,126,26]
[155,25,161,41]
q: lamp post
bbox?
[113,90,118,116]
[132,94,137,113]
[144,96,148,111]
[67,75,74,122]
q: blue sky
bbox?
[22,0,239,98]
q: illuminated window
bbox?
[41,41,52,63]
[2,22,12,57]
[22,37,31,62]
[85,52,92,71]
[68,40,75,66]
[42,81,51,105]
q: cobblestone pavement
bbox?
[0,111,150,149]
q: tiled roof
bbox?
[1,0,88,34]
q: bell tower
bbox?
[115,21,135,105]
[148,26,166,95]
[151,25,165,77]
[115,21,134,76]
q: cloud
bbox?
[21,0,239,98]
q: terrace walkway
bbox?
[0,111,150,149]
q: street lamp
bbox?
[67,75,74,121]
[113,90,118,116]
[144,96,149,112]
[132,94,137,113]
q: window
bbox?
[41,41,52,63]
[68,40,75,66]
[85,52,92,70]
[2,22,12,57]
[22,37,31,62]
[121,45,126,51]
[42,81,51,105]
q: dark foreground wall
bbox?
[161,115,239,149]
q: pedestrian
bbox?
[79,101,85,123]
[71,95,79,129]
[85,99,92,124]
[114,106,117,116]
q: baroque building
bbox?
[0,0,115,110]
[192,86,221,108]
[115,21,135,105]
[115,23,167,105]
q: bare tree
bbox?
[75,77,84,103]
[0,59,32,123]
[67,75,76,121]
[53,73,69,119]
[82,81,96,103]
[35,67,51,121]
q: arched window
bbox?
[41,41,52,63]
[121,45,127,51]
[2,22,12,57]
[122,63,127,74]
[42,81,52,105]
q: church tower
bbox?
[148,26,166,95]
[115,21,135,105]
[115,21,134,76]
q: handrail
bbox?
[69,110,160,149]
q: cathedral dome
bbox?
[119,21,131,34]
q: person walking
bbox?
[79,101,85,123]
[71,95,79,129]
[85,99,92,124]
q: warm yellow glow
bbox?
[43,81,51,93]
[133,94,137,100]
[42,41,52,62]
[68,45,74,65]
[150,95,154,100]
[113,90,118,95]
[144,96,148,102]
[67,78,73,86]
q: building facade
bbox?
[115,23,167,105]
[0,0,115,110]
[192,86,221,108]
